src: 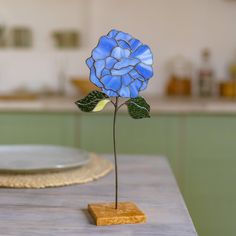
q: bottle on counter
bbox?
[198,49,214,97]
[0,16,6,48]
[229,57,236,81]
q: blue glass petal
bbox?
[140,81,148,91]
[94,60,105,78]
[130,45,153,65]
[105,56,118,69]
[129,38,142,52]
[89,66,103,87]
[107,29,119,38]
[129,69,145,81]
[92,36,117,60]
[111,47,130,60]
[122,74,133,86]
[111,66,133,76]
[115,31,132,42]
[86,57,94,69]
[119,85,130,97]
[102,88,118,97]
[101,75,122,91]
[101,68,110,77]
[133,79,142,89]
[135,63,153,79]
[118,40,130,50]
[129,80,142,98]
[113,58,139,70]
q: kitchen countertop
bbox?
[1,96,236,114]
[0,155,197,236]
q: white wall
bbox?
[0,0,236,95]
[0,0,91,93]
[90,0,236,96]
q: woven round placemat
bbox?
[0,153,113,188]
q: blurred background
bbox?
[0,0,236,235]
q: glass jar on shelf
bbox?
[165,55,193,96]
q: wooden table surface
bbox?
[0,155,198,236]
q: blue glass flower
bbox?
[86,29,153,98]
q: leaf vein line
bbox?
[129,101,149,112]
[78,98,104,106]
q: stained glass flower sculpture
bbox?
[75,29,153,211]
[86,29,153,98]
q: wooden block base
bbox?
[88,202,146,226]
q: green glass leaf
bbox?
[126,96,150,119]
[75,90,109,112]
[92,99,110,112]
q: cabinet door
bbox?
[79,113,184,186]
[184,115,236,236]
[79,113,167,154]
[0,112,78,147]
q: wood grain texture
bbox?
[0,155,198,236]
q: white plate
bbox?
[0,145,91,173]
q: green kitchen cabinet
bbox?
[183,115,236,236]
[0,112,79,147]
[79,113,184,189]
[79,113,168,154]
